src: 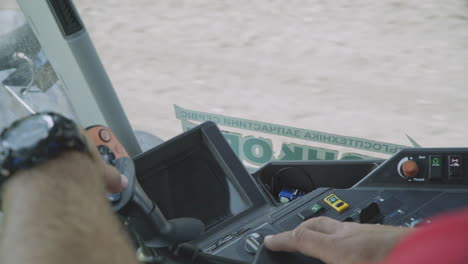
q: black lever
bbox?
[359,202,384,224]
[88,125,205,252]
[122,181,205,248]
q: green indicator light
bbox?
[311,204,323,212]
[431,157,441,167]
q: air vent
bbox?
[47,0,83,36]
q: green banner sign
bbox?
[181,118,381,170]
[175,105,410,155]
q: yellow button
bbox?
[323,194,350,213]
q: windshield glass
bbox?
[2,1,467,170]
[0,2,77,127]
[77,1,468,166]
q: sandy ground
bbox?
[70,0,468,147]
[2,0,468,148]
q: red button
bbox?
[402,160,419,178]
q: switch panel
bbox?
[355,148,468,187]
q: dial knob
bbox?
[402,160,419,178]
[245,233,264,255]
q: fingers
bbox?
[264,225,332,259]
[264,217,343,262]
[81,131,128,193]
[102,164,128,193]
[300,216,343,234]
[264,229,308,252]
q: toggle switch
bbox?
[429,155,443,181]
[359,202,384,224]
[244,233,264,255]
[448,155,462,180]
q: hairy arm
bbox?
[0,151,138,264]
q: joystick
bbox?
[86,125,136,211]
[86,125,205,249]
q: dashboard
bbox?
[133,122,468,264]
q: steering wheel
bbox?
[253,245,324,264]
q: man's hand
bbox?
[0,131,138,264]
[84,133,128,193]
[264,216,410,264]
[3,130,129,196]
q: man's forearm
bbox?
[0,152,139,264]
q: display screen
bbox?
[138,144,252,229]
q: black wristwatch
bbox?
[0,112,88,185]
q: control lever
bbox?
[86,125,205,248]
[123,182,205,248]
[359,202,384,224]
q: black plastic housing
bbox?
[134,122,268,231]
[254,160,382,204]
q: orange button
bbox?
[402,160,419,178]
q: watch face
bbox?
[2,114,54,151]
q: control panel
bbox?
[396,154,463,182]
[355,148,468,187]
[202,188,468,264]
[187,148,468,264]
[133,123,468,264]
